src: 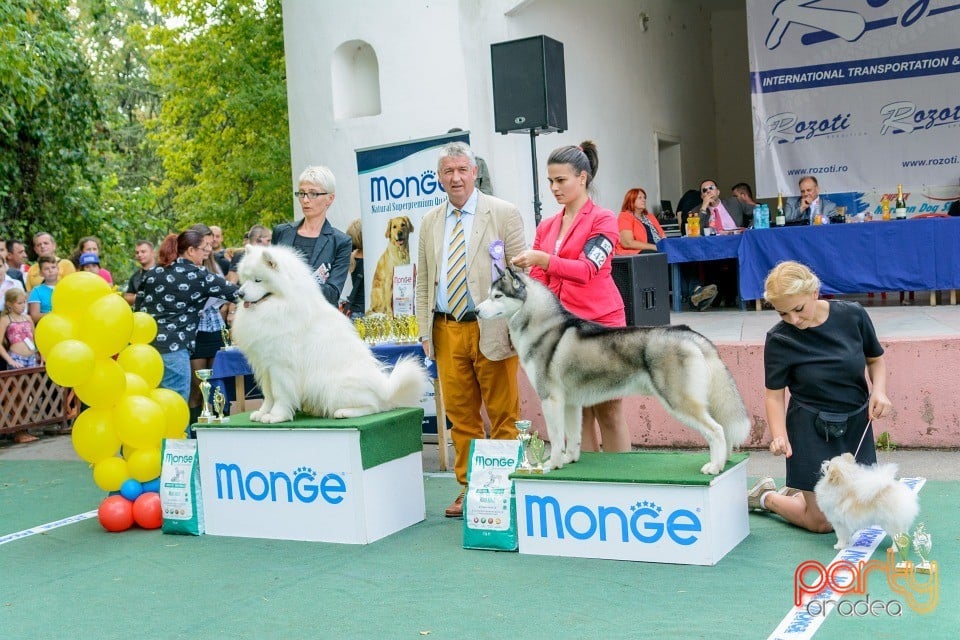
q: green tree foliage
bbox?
[149,0,291,247]
[0,0,102,246]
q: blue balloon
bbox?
[141,478,160,493]
[119,478,144,501]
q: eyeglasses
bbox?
[294,191,329,200]
[701,185,717,193]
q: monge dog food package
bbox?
[160,438,205,535]
[463,439,521,551]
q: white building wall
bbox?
[281,0,752,235]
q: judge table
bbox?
[211,343,452,469]
[658,218,960,310]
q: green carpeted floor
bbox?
[1,460,956,639]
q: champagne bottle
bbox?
[775,193,785,227]
[894,183,907,220]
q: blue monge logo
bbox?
[369,171,444,202]
[523,496,702,545]
[214,463,346,504]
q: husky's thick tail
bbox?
[706,355,751,454]
[385,357,431,409]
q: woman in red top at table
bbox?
[511,140,629,453]
[615,187,665,255]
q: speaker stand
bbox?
[529,129,543,226]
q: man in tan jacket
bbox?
[416,141,526,518]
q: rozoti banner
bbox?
[746,1,960,198]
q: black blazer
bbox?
[272,218,352,305]
[6,269,24,285]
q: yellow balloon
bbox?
[149,388,191,438]
[127,447,161,482]
[124,372,150,396]
[71,407,121,464]
[117,344,164,389]
[51,271,111,319]
[74,358,127,408]
[34,313,77,356]
[114,395,165,450]
[45,339,96,387]
[130,312,158,345]
[78,294,134,359]
[93,456,129,492]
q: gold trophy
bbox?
[912,523,934,574]
[213,387,229,423]
[893,532,912,573]
[515,420,545,474]
[220,325,234,350]
[195,368,216,424]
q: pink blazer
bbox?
[530,199,625,327]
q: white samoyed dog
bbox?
[814,453,919,550]
[231,244,429,423]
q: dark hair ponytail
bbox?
[547,140,599,188]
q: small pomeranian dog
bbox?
[814,453,919,550]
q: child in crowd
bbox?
[72,236,114,285]
[2,288,41,442]
[1,288,39,369]
[78,252,109,281]
[27,255,59,324]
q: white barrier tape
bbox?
[767,477,927,640]
[0,510,98,546]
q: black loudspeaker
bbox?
[611,254,670,327]
[491,35,567,134]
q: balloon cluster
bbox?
[35,272,190,532]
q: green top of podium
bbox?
[193,407,424,470]
[510,451,748,486]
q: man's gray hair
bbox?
[437,141,476,172]
[298,165,336,193]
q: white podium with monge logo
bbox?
[195,408,425,544]
[511,451,749,565]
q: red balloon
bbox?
[132,492,163,529]
[98,495,134,532]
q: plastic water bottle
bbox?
[752,205,761,229]
[761,204,770,229]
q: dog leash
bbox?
[853,419,872,460]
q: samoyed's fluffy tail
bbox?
[386,356,431,409]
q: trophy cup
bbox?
[220,325,234,350]
[893,532,912,573]
[195,369,216,424]
[212,387,229,423]
[912,523,934,574]
[515,420,545,474]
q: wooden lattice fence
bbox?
[0,366,80,436]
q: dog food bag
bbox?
[160,438,205,535]
[463,438,522,551]
[392,264,415,315]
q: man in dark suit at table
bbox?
[685,178,751,307]
[785,175,838,224]
[415,141,525,518]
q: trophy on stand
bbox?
[893,532,912,573]
[515,420,545,474]
[195,369,216,424]
[213,387,230,423]
[912,523,934,574]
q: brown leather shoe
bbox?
[444,490,465,518]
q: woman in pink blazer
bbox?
[511,140,629,453]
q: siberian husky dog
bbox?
[231,245,429,423]
[476,266,750,474]
[814,453,919,550]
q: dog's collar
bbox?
[242,292,273,309]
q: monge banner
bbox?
[355,131,468,315]
[747,1,960,198]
